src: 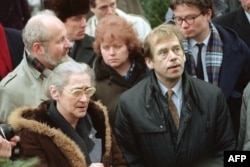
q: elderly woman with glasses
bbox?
[6,60,127,167]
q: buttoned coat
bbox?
[0,53,49,122]
[115,72,236,167]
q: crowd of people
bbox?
[0,0,250,166]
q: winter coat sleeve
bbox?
[114,99,144,167]
[237,83,250,150]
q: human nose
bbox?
[179,19,189,28]
[64,38,71,49]
[107,6,114,14]
[109,47,115,55]
[80,18,86,27]
[78,93,89,102]
[169,50,177,60]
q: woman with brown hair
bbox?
[92,15,149,127]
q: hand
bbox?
[9,135,20,147]
[0,135,20,158]
[89,162,104,167]
[0,136,12,158]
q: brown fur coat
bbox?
[7,100,126,167]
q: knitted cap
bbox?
[43,0,90,21]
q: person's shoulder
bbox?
[187,75,221,93]
[0,71,18,87]
[214,23,243,41]
[243,82,250,97]
[0,60,31,88]
[4,27,21,34]
[214,23,250,51]
[116,8,151,26]
[83,34,95,43]
[86,15,96,25]
[213,8,242,25]
[120,76,150,97]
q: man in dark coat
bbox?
[0,24,24,80]
[170,0,250,138]
[114,24,236,167]
[44,0,97,67]
[0,0,30,30]
[213,0,250,47]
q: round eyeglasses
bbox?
[173,13,202,25]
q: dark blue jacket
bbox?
[185,24,250,137]
[4,27,24,68]
[213,7,250,48]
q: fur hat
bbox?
[43,0,90,21]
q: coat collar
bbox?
[7,100,112,167]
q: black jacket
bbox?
[115,72,236,167]
[92,55,148,126]
[69,34,97,67]
[213,7,250,48]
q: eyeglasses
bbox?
[173,13,202,25]
[62,86,96,98]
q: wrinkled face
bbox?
[51,73,93,122]
[172,4,212,42]
[41,24,71,69]
[91,0,116,21]
[146,35,186,87]
[100,40,130,70]
[240,0,250,13]
[64,14,87,42]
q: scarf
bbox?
[0,24,12,79]
[184,22,223,86]
[48,101,94,165]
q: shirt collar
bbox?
[245,10,250,23]
[190,31,211,48]
[158,77,182,98]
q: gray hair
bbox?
[45,60,96,98]
[22,9,57,52]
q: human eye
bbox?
[110,3,115,8]
[101,45,109,50]
[85,87,96,97]
[185,16,193,21]
[100,5,108,11]
[71,89,83,97]
[114,44,122,49]
[158,49,168,58]
[173,47,182,55]
[174,17,182,24]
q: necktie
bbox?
[196,43,204,80]
[167,90,179,130]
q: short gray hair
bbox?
[45,60,96,98]
[22,10,57,51]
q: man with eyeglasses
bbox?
[7,60,126,166]
[170,0,250,139]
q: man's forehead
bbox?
[95,0,116,6]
